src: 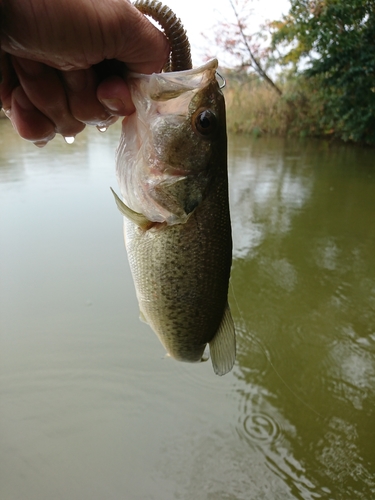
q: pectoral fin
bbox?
[209,304,236,376]
[110,188,152,229]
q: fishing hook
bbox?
[216,71,226,89]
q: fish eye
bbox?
[193,109,217,137]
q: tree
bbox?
[272,0,375,144]
[208,0,282,95]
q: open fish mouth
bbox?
[115,59,220,225]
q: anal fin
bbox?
[209,304,236,376]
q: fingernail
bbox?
[2,107,12,118]
[13,87,35,111]
[14,57,44,76]
[100,98,124,113]
[100,98,132,115]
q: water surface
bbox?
[1,120,374,499]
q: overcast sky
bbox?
[161,0,290,65]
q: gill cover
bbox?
[115,59,221,225]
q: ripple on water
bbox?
[242,412,281,444]
[171,352,236,393]
[173,320,274,390]
[235,323,273,379]
[237,410,282,448]
[236,406,332,499]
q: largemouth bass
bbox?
[112,1,235,375]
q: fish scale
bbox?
[124,169,231,363]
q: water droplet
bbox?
[64,136,75,144]
[34,140,48,148]
[97,126,107,133]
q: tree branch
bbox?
[229,0,283,95]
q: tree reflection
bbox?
[229,135,375,498]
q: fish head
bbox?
[116,59,227,225]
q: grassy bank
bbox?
[224,73,330,140]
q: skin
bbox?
[0,0,169,146]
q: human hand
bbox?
[0,0,169,146]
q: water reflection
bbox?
[229,137,314,259]
[1,120,375,499]
[230,135,375,499]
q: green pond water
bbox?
[1,119,374,499]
